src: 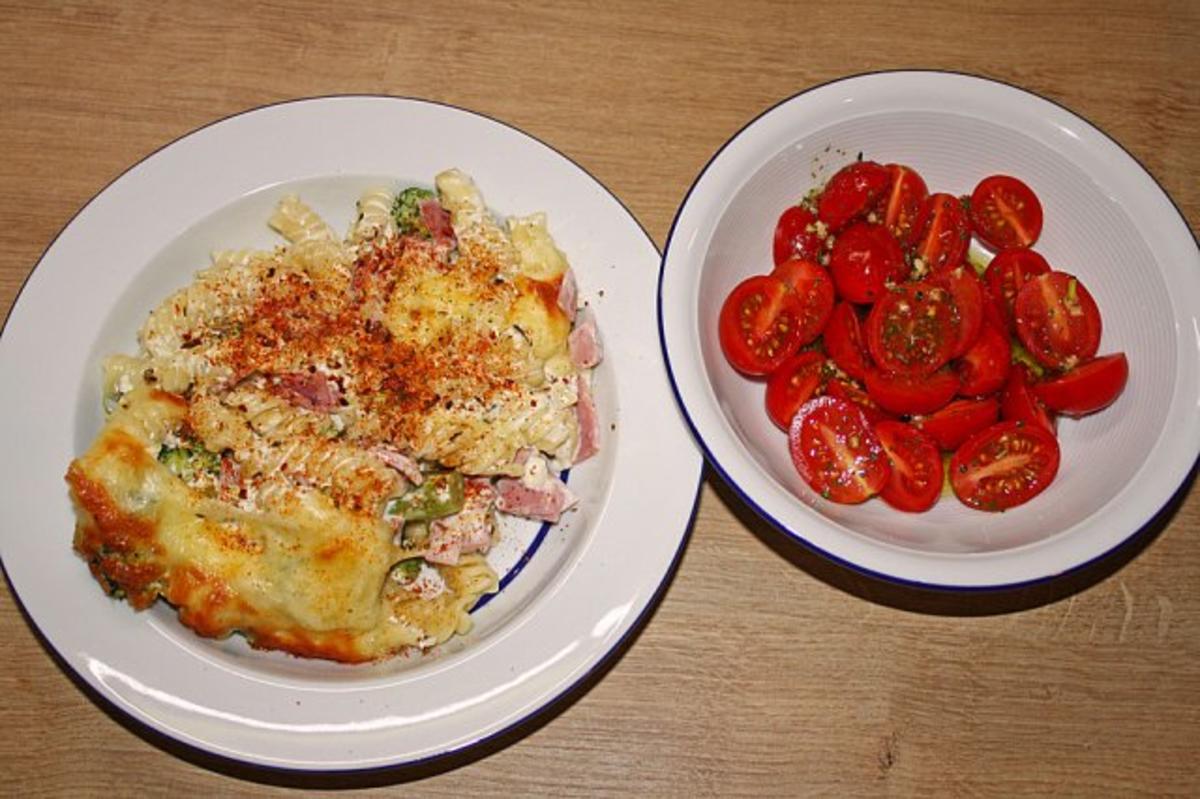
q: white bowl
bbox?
[659,71,1200,589]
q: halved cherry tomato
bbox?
[950,421,1060,511]
[825,377,894,425]
[773,205,823,266]
[880,163,929,247]
[718,274,807,375]
[765,350,826,430]
[1033,352,1128,417]
[999,364,1057,435]
[956,324,1011,397]
[865,281,959,376]
[875,421,942,512]
[1014,271,1102,371]
[788,395,891,504]
[912,397,999,451]
[865,367,960,416]
[829,221,906,303]
[817,161,891,232]
[772,256,835,333]
[984,248,1051,334]
[914,193,970,272]
[970,175,1043,251]
[931,265,986,358]
[823,301,872,382]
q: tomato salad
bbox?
[717,160,1128,512]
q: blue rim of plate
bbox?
[656,68,1200,594]
[0,93,704,775]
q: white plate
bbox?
[0,97,702,770]
[659,71,1200,588]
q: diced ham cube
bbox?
[373,446,424,485]
[424,479,497,566]
[574,374,600,464]
[272,372,342,412]
[557,269,578,322]
[419,199,457,250]
[568,308,603,369]
[495,457,577,523]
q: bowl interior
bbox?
[697,109,1173,555]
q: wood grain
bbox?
[2,1,1197,795]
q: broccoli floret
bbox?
[158,445,221,483]
[392,187,435,238]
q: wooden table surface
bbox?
[2,1,1197,795]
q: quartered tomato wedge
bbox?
[1014,271,1102,370]
[950,421,1060,511]
[984,248,1051,334]
[865,281,959,376]
[765,350,826,430]
[829,221,906,304]
[912,397,1000,451]
[880,163,929,247]
[1033,352,1128,417]
[817,161,891,232]
[1000,364,1057,435]
[914,193,970,272]
[931,265,986,358]
[718,274,807,375]
[773,205,823,266]
[970,175,1043,251]
[956,324,1011,397]
[865,366,960,416]
[822,301,872,382]
[788,396,891,504]
[874,421,943,512]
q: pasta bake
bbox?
[65,169,602,662]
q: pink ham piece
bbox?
[272,372,342,412]
[425,479,497,566]
[557,268,578,322]
[573,374,600,464]
[495,459,578,523]
[419,199,457,250]
[373,446,424,485]
[568,308,603,369]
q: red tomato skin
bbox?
[765,350,827,430]
[984,248,1051,334]
[914,193,970,272]
[771,258,836,343]
[950,421,1060,511]
[825,378,895,425]
[957,324,1012,397]
[865,281,959,377]
[773,205,823,266]
[717,275,806,375]
[880,163,929,248]
[865,367,960,416]
[932,265,986,358]
[999,365,1057,435]
[874,420,943,512]
[912,397,1000,451]
[829,222,906,304]
[1033,352,1129,417]
[970,175,1044,251]
[788,395,891,504]
[823,301,872,382]
[817,161,891,232]
[1014,272,1102,370]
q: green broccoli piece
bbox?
[392,187,435,238]
[384,472,465,522]
[158,445,221,483]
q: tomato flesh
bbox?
[984,248,1051,334]
[765,350,826,431]
[999,365,1057,435]
[970,175,1043,251]
[956,324,1011,397]
[822,301,872,382]
[718,275,807,375]
[866,281,958,376]
[932,265,986,358]
[825,378,894,425]
[1014,272,1102,371]
[914,193,970,272]
[880,163,929,248]
[866,367,960,416]
[875,421,942,512]
[913,397,999,451]
[829,222,906,304]
[950,421,1060,511]
[773,205,823,266]
[818,161,891,232]
[788,396,891,504]
[1033,352,1128,417]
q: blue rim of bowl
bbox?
[0,93,705,773]
[657,67,1200,593]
